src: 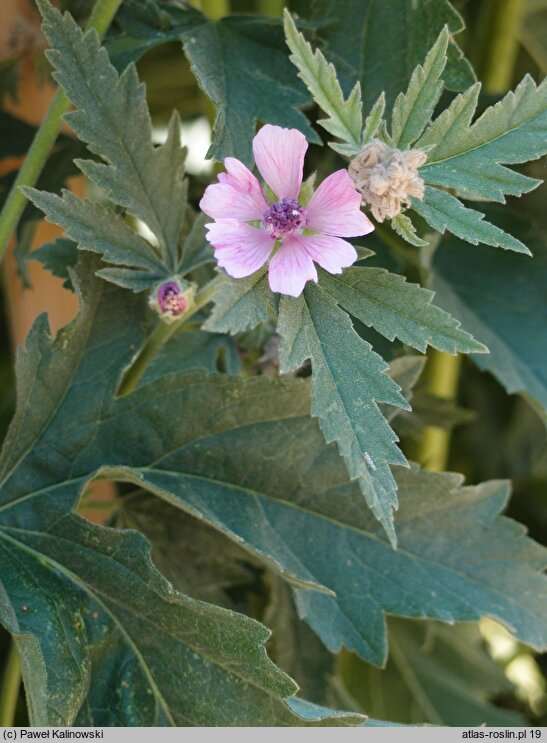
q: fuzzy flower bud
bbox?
[149,278,195,324]
[348,140,427,222]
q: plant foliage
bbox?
[1,0,546,729]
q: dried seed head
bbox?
[349,140,427,222]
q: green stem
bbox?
[0,642,21,727]
[256,0,285,16]
[0,0,124,262]
[475,0,525,94]
[189,0,230,20]
[417,351,463,472]
[417,0,525,472]
[118,276,225,396]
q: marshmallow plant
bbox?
[0,0,546,729]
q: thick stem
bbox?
[257,0,285,16]
[417,0,525,473]
[475,0,525,93]
[118,276,225,396]
[0,642,21,727]
[417,351,463,472]
[0,0,124,261]
[190,0,230,20]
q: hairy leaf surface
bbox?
[412,187,530,254]
[390,28,449,148]
[278,284,409,545]
[108,3,319,164]
[0,260,361,727]
[290,0,474,111]
[1,261,545,691]
[344,619,524,726]
[418,76,547,202]
[283,10,362,155]
[318,266,487,354]
[204,271,276,335]
[431,235,547,412]
[36,1,188,276]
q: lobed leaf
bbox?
[344,619,525,726]
[431,233,547,412]
[0,258,362,727]
[291,0,475,112]
[183,13,320,165]
[2,262,546,682]
[412,187,531,254]
[318,266,487,354]
[418,75,547,203]
[283,10,362,154]
[390,27,449,148]
[278,284,410,545]
[204,270,276,335]
[24,188,167,291]
[37,0,187,272]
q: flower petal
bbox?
[305,169,374,237]
[206,219,273,278]
[253,124,307,200]
[268,235,318,297]
[199,157,268,221]
[296,233,358,274]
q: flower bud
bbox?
[149,278,195,323]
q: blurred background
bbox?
[0,0,546,727]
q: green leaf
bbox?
[362,93,386,144]
[278,283,410,545]
[391,27,449,148]
[418,76,547,202]
[0,258,362,727]
[394,389,475,440]
[384,355,426,421]
[0,119,86,283]
[24,188,168,291]
[178,213,214,276]
[343,619,525,726]
[142,329,241,381]
[411,186,531,254]
[107,4,320,164]
[265,577,335,706]
[390,213,428,248]
[520,6,547,75]
[5,264,546,683]
[184,13,319,165]
[291,0,475,112]
[283,9,362,155]
[318,266,487,354]
[31,238,78,290]
[115,398,547,666]
[431,233,547,412]
[106,3,204,71]
[37,0,188,271]
[115,491,255,610]
[204,271,276,335]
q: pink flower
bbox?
[199,125,374,297]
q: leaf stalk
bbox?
[118,275,226,396]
